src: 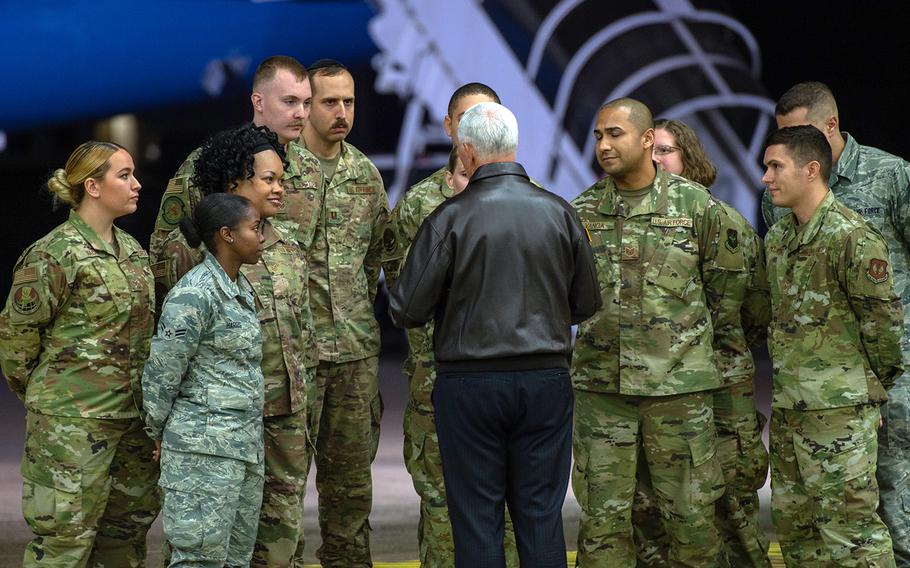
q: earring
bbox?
[227,238,234,243]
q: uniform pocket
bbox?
[649,245,698,300]
[213,331,253,351]
[162,487,226,553]
[81,262,129,321]
[737,414,770,492]
[21,463,84,536]
[660,427,725,515]
[796,431,878,524]
[571,445,590,511]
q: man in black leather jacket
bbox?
[389,101,601,568]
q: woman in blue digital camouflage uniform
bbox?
[143,192,266,567]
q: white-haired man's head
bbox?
[456,102,518,178]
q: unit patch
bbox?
[866,258,889,284]
[13,285,41,315]
[725,228,740,254]
[161,195,186,226]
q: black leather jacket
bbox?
[388,161,602,373]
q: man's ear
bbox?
[251,92,263,114]
[806,159,821,182]
[642,127,654,150]
[824,115,838,138]
[443,114,453,139]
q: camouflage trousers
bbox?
[306,356,382,568]
[877,377,910,566]
[573,390,725,568]
[20,412,160,568]
[771,405,894,567]
[403,358,520,567]
[632,380,770,567]
[252,406,311,567]
[160,449,264,568]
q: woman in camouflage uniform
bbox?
[143,193,265,567]
[0,141,160,567]
[152,124,316,567]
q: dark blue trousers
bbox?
[433,368,574,568]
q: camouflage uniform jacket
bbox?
[0,210,154,418]
[765,191,904,410]
[382,168,450,376]
[300,138,389,363]
[150,138,323,285]
[571,167,746,395]
[153,219,314,416]
[762,133,910,361]
[142,252,264,463]
[710,202,771,384]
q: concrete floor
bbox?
[0,349,774,566]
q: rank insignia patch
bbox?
[161,327,187,341]
[866,258,889,283]
[724,228,739,254]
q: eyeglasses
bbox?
[654,145,680,156]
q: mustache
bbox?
[332,120,349,129]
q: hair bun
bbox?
[47,168,76,207]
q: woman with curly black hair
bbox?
[150,122,318,566]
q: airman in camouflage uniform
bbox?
[143,251,265,568]
[762,125,904,567]
[0,206,160,567]
[762,82,910,564]
[156,216,317,567]
[571,99,744,567]
[636,118,771,567]
[149,57,320,566]
[299,60,388,567]
[153,122,322,567]
[633,205,771,568]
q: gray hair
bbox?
[457,102,518,160]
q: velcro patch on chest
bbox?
[347,185,375,195]
[866,258,889,283]
[622,244,639,261]
[650,217,693,228]
[584,222,613,231]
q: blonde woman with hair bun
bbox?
[0,141,160,566]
